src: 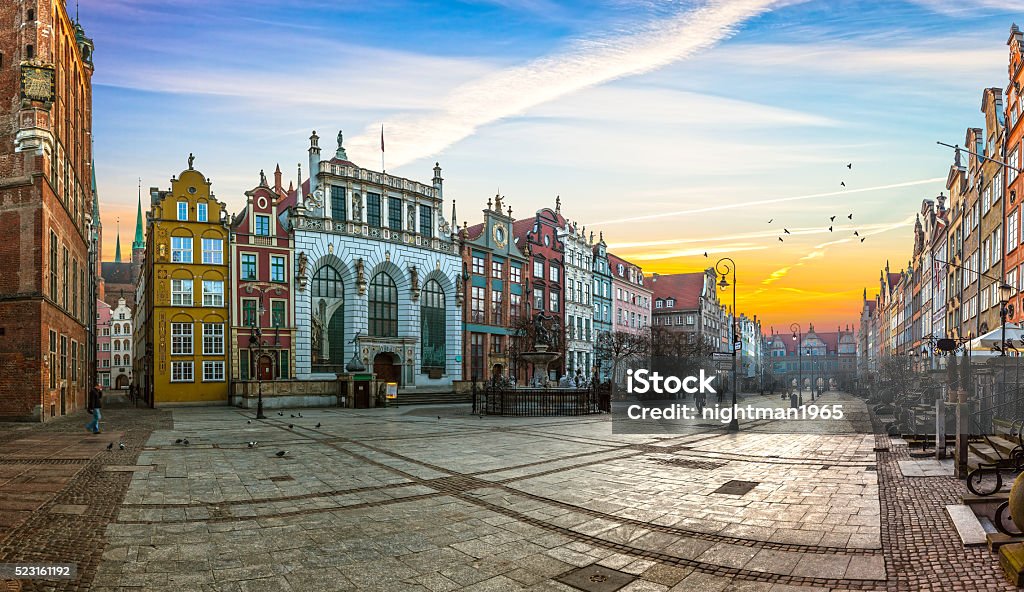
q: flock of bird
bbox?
[773,163,865,244]
[104,412,332,459]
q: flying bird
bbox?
[860,237,866,242]
[828,226,833,232]
[830,216,835,221]
[276,450,287,457]
[847,163,852,169]
[106,442,113,451]
[768,219,773,223]
[703,252,708,258]
[840,182,846,187]
[848,214,853,220]
[778,237,784,242]
[784,228,791,234]
[854,231,860,236]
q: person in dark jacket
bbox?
[85,385,102,434]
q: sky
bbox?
[81,0,1024,331]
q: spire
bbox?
[114,219,122,263]
[451,199,457,230]
[132,179,145,250]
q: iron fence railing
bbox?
[474,381,610,416]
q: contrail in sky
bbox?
[348,0,781,167]
[592,177,946,225]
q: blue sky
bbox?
[83,0,1024,327]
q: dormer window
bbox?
[254,215,270,236]
[666,299,675,308]
[655,300,663,309]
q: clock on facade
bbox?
[21,65,55,102]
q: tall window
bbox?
[242,299,257,326]
[270,256,285,282]
[254,215,270,236]
[49,231,57,301]
[312,265,344,371]
[177,202,188,221]
[241,254,257,280]
[330,185,346,221]
[171,279,193,306]
[549,291,560,313]
[510,264,522,284]
[71,259,78,318]
[419,205,433,238]
[471,287,485,323]
[171,236,192,263]
[171,323,193,355]
[278,350,290,379]
[510,293,522,323]
[421,280,446,370]
[59,335,67,381]
[491,260,504,279]
[271,300,286,327]
[62,246,68,308]
[369,272,398,337]
[491,289,503,324]
[197,203,208,222]
[534,288,544,310]
[203,281,224,307]
[472,256,485,275]
[533,260,543,278]
[470,333,484,380]
[202,238,223,264]
[203,323,224,355]
[549,265,559,283]
[313,265,342,298]
[388,196,402,230]
[239,350,250,381]
[71,340,78,383]
[366,192,382,227]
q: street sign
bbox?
[715,360,731,371]
[712,352,733,361]
[734,341,742,351]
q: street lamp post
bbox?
[716,257,739,432]
[249,303,267,420]
[791,323,802,406]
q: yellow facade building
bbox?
[134,158,230,405]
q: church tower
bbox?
[132,182,145,266]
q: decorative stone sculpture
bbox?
[296,251,308,291]
[355,258,366,295]
[409,265,420,301]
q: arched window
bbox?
[113,354,120,366]
[113,323,120,334]
[311,265,344,372]
[369,272,398,337]
[421,280,445,371]
[113,340,121,351]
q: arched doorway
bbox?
[491,364,503,381]
[115,374,129,389]
[373,352,401,386]
[257,354,275,380]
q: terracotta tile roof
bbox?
[607,252,641,277]
[651,272,705,310]
[464,222,485,241]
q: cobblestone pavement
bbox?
[0,393,1016,591]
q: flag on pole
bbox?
[381,125,385,172]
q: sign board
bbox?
[715,360,732,371]
[734,341,742,351]
[385,382,398,400]
[712,352,733,361]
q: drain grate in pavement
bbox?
[712,479,760,496]
[653,457,726,470]
[555,565,635,592]
[268,475,294,482]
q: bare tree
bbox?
[595,329,651,396]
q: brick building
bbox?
[512,198,566,377]
[230,167,295,383]
[0,2,95,420]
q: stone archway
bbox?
[115,374,130,389]
[374,352,401,386]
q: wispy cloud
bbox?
[595,177,945,226]
[346,0,782,167]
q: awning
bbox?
[968,323,1024,352]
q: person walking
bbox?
[86,384,102,434]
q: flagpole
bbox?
[381,124,385,173]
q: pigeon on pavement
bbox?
[106,442,113,450]
[276,450,287,457]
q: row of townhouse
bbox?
[860,24,1024,376]
[128,131,679,406]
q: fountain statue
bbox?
[519,313,562,387]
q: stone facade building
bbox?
[0,1,95,420]
[560,219,594,378]
[96,299,111,388]
[286,131,462,391]
[110,296,132,390]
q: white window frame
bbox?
[197,202,208,222]
[202,361,224,382]
[171,279,193,306]
[171,323,193,355]
[203,323,224,355]
[171,236,192,263]
[171,361,194,382]
[177,202,188,221]
[202,280,224,307]
[201,238,223,264]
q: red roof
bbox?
[865,300,877,314]
[651,272,705,310]
[511,208,565,244]
[887,272,901,292]
[607,252,641,277]
[464,222,485,241]
[279,178,310,210]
